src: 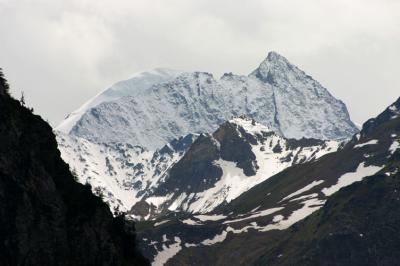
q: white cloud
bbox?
[0,0,399,125]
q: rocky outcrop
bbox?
[159,134,222,195]
[213,120,258,176]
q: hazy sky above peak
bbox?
[0,0,399,126]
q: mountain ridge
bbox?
[127,117,339,220]
[56,68,183,134]
[57,52,358,150]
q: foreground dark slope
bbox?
[0,71,149,265]
[255,152,400,266]
[253,99,400,265]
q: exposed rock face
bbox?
[213,120,258,176]
[57,52,358,150]
[0,73,149,265]
[160,134,223,195]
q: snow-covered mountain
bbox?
[57,117,339,217]
[56,51,359,220]
[57,68,183,135]
[130,117,339,220]
[56,52,358,150]
[56,132,196,213]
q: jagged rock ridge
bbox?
[57,52,358,150]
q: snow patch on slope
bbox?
[281,180,324,202]
[260,198,326,232]
[194,214,227,221]
[322,162,384,196]
[187,159,250,213]
[224,207,283,224]
[354,139,379,148]
[389,140,400,154]
[201,231,228,246]
[153,236,182,266]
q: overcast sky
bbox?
[0,0,399,126]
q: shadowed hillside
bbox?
[0,69,149,266]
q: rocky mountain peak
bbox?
[267,51,286,60]
[264,51,292,68]
[250,51,297,82]
[58,52,358,149]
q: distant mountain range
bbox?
[53,52,400,265]
[56,52,357,150]
[56,52,358,215]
